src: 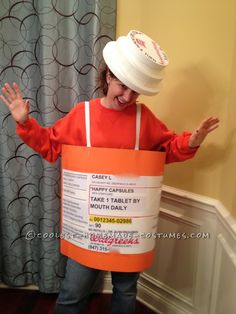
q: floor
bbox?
[0,288,156,314]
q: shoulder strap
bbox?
[134,103,141,150]
[85,101,91,147]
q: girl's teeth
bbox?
[118,98,125,104]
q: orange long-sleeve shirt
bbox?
[16,98,198,163]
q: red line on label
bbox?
[152,41,164,64]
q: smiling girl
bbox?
[0,30,219,314]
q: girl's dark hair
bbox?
[97,63,117,95]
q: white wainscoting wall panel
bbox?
[137,185,236,314]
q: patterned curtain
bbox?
[0,0,116,292]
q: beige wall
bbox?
[116,0,236,217]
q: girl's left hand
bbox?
[189,117,220,148]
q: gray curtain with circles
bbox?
[0,0,116,292]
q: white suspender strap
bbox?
[134,103,141,151]
[85,101,91,147]
[84,101,141,150]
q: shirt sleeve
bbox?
[140,104,199,164]
[16,104,86,163]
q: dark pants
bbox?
[54,258,140,314]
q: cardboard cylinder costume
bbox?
[61,102,166,272]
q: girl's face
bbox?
[101,73,139,111]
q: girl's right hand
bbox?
[0,82,29,123]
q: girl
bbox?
[0,31,219,314]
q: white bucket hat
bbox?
[103,30,169,96]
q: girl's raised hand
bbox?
[189,117,220,148]
[0,82,29,123]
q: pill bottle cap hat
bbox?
[103,30,169,95]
